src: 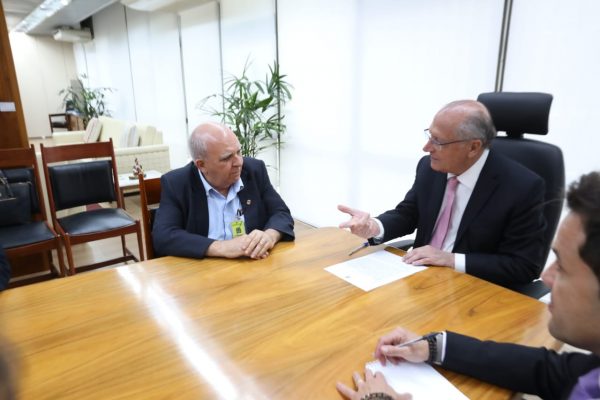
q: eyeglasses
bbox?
[423,129,473,149]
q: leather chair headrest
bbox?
[477,92,553,138]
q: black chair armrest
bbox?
[387,239,415,251]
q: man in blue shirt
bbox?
[153,122,294,259]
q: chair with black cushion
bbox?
[138,174,161,260]
[41,139,144,275]
[49,113,69,133]
[0,145,65,284]
[477,92,565,299]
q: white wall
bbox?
[9,33,77,138]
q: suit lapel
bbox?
[238,167,256,231]
[454,153,500,246]
[189,163,209,235]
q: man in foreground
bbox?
[339,100,546,288]
[337,172,600,400]
[153,122,294,259]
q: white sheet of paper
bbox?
[325,250,426,291]
[366,360,468,400]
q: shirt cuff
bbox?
[454,253,465,273]
[372,218,384,240]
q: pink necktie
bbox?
[430,177,459,249]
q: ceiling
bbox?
[2,0,117,35]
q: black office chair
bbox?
[477,92,565,299]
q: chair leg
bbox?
[136,221,144,262]
[121,235,127,258]
[62,234,76,276]
[55,238,66,277]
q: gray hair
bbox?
[188,130,208,161]
[443,100,497,148]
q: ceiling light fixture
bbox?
[12,0,73,33]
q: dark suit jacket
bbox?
[377,150,546,287]
[443,331,600,399]
[0,246,9,290]
[153,158,294,259]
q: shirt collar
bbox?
[449,148,489,190]
[197,169,244,199]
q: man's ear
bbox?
[194,159,204,169]
[468,140,483,158]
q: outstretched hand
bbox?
[338,204,380,239]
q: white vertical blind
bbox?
[503,0,600,184]
[277,0,503,227]
[88,4,136,121]
[219,0,278,173]
[179,1,223,146]
[126,9,189,168]
[220,0,276,78]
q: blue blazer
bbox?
[444,331,600,399]
[377,150,546,287]
[153,158,294,259]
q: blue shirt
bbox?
[198,170,245,240]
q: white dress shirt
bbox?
[437,149,489,272]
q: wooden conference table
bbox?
[0,228,559,399]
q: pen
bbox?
[348,241,369,256]
[394,332,438,348]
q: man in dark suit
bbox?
[339,100,546,287]
[337,172,600,400]
[153,122,294,259]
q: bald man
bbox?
[339,100,546,287]
[153,122,294,260]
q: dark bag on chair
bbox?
[0,170,32,227]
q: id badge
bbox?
[231,220,246,238]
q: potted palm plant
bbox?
[60,74,113,128]
[199,61,292,158]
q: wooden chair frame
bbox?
[138,174,161,260]
[0,145,65,284]
[40,139,144,275]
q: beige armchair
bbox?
[52,116,171,174]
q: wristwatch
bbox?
[426,331,444,365]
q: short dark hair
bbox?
[567,171,600,283]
